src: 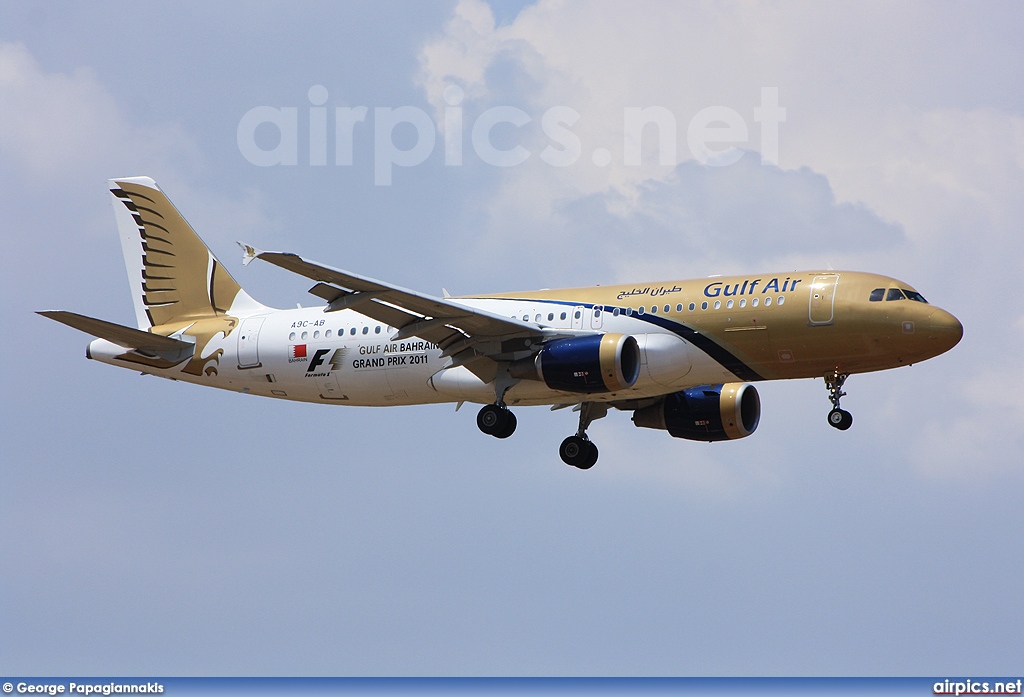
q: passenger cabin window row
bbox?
[869,288,928,303]
[288,325,386,341]
[503,297,789,322]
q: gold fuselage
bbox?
[484,270,963,383]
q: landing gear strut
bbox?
[825,370,853,431]
[559,403,607,469]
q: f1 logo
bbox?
[306,348,331,372]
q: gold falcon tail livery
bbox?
[109,177,264,329]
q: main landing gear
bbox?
[825,371,854,431]
[559,403,607,470]
[477,403,517,439]
[477,369,519,439]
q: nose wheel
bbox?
[477,403,517,439]
[559,402,607,469]
[825,371,853,430]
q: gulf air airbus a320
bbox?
[41,177,963,469]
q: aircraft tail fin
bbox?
[108,177,265,329]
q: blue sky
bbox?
[2,0,1023,676]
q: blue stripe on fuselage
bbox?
[486,298,765,382]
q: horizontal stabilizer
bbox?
[38,311,194,353]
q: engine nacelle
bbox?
[632,383,760,441]
[511,333,641,393]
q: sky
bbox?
[2,0,1023,676]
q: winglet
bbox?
[239,241,262,267]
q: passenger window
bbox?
[886,288,906,301]
[574,310,581,319]
[301,331,308,340]
[289,332,296,341]
[701,301,708,310]
[313,330,320,339]
[676,304,683,312]
[778,296,785,306]
[625,307,633,316]
[726,299,734,309]
[548,313,554,321]
[869,288,885,302]
[664,305,670,313]
[638,306,645,315]
[325,329,332,338]
[362,326,369,334]
[714,300,721,309]
[560,312,567,320]
[752,298,759,307]
[350,327,356,335]
[903,289,928,303]
[375,326,381,334]
[649,305,657,314]
[594,309,601,317]
[612,308,620,317]
[739,298,746,308]
[535,314,542,322]
[764,297,772,307]
[688,302,696,311]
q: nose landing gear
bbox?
[825,371,853,430]
[559,402,607,469]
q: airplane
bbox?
[40,177,963,469]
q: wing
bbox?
[240,244,566,380]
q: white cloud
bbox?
[902,316,1024,479]
[0,41,198,181]
[0,42,276,312]
[419,2,1024,275]
[418,0,1024,483]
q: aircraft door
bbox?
[808,275,839,325]
[237,317,264,368]
[590,305,604,329]
[571,306,585,330]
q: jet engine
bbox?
[632,383,760,441]
[510,333,641,393]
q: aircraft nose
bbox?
[927,308,964,353]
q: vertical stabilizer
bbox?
[108,177,264,329]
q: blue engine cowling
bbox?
[632,383,760,441]
[512,333,641,393]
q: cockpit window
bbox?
[869,288,885,302]
[885,288,907,301]
[902,289,928,303]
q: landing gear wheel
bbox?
[577,441,599,470]
[559,436,587,466]
[477,404,516,438]
[477,404,503,435]
[560,436,598,468]
[828,408,853,431]
[494,410,517,439]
